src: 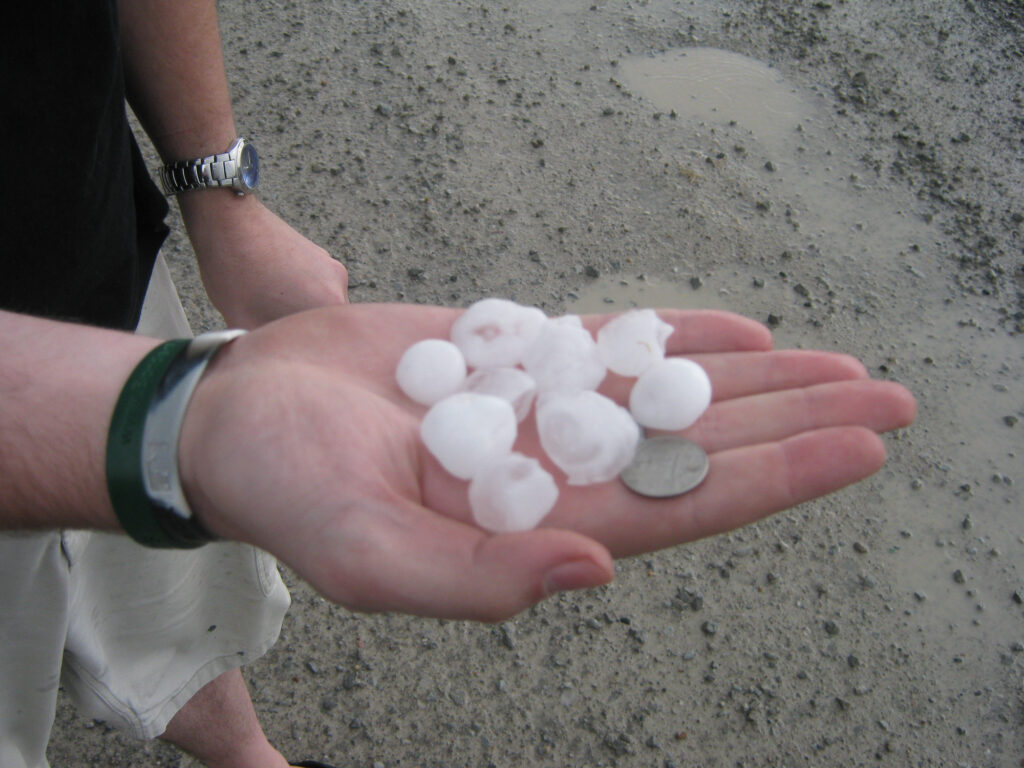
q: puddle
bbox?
[618,47,929,293]
[568,275,735,315]
[619,48,807,154]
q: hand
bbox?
[179,193,348,328]
[178,304,915,622]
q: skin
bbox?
[178,303,917,622]
[0,2,913,763]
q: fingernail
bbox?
[542,558,612,597]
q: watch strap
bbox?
[160,145,242,195]
[107,330,245,548]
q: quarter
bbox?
[620,436,709,498]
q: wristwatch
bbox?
[159,137,260,196]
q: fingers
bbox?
[308,497,613,622]
[683,426,890,543]
[598,349,874,407]
[592,426,889,559]
[681,379,917,451]
[692,349,869,401]
[586,308,773,354]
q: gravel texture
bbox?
[49,0,1022,765]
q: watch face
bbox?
[239,143,260,190]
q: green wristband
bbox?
[107,340,194,547]
[106,331,242,548]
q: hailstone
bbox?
[395,339,468,405]
[463,367,537,423]
[521,317,606,394]
[629,358,712,430]
[450,298,547,369]
[469,453,559,532]
[537,391,640,485]
[596,308,674,376]
[420,393,517,480]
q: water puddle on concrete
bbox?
[619,48,806,154]
[568,275,733,315]
[617,47,929,292]
[576,47,1023,658]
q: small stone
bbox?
[853,541,868,554]
[953,569,966,585]
[498,623,516,649]
[847,654,860,668]
[824,619,840,636]
[1004,415,1018,427]
[689,276,703,289]
[701,620,717,636]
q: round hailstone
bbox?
[420,393,517,480]
[469,453,559,533]
[629,358,712,431]
[596,308,675,376]
[395,339,468,406]
[450,298,548,369]
[521,317,606,395]
[463,367,537,423]
[537,391,641,485]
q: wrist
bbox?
[174,330,248,542]
[106,331,245,547]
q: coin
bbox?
[619,436,709,498]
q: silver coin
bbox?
[620,436,710,498]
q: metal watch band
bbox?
[160,147,241,195]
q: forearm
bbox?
[118,0,236,162]
[0,311,159,531]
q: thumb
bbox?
[302,500,614,623]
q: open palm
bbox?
[181,303,915,622]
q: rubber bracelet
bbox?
[106,330,244,548]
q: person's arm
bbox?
[1,304,915,621]
[117,0,348,328]
[0,311,158,530]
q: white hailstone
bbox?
[463,367,537,423]
[548,314,584,329]
[420,393,517,480]
[629,358,712,431]
[395,339,468,405]
[537,391,641,485]
[450,298,548,369]
[521,317,606,394]
[596,308,675,376]
[469,453,559,533]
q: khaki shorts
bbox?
[0,256,290,768]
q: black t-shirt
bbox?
[0,1,169,330]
